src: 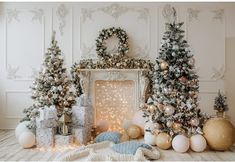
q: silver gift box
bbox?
[72,106,93,127]
[72,126,91,145]
[36,117,58,128]
[55,135,74,147]
[36,128,55,148]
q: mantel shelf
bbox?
[76,68,149,72]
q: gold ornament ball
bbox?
[148,105,157,113]
[120,132,130,142]
[203,118,235,151]
[157,103,164,111]
[156,132,172,150]
[160,61,168,70]
[127,125,141,139]
[172,122,182,133]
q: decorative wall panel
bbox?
[5,8,44,80]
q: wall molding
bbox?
[80,3,151,59]
[4,8,45,81]
[4,90,31,119]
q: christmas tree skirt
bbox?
[56,141,161,161]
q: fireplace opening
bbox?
[95,80,135,132]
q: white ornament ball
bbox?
[132,111,146,134]
[172,135,190,153]
[190,134,207,152]
[15,121,31,139]
[164,105,175,116]
[18,131,35,148]
[144,131,156,145]
[96,120,109,132]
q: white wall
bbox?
[0,2,234,129]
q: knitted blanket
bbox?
[57,141,161,161]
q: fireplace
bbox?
[77,69,149,132]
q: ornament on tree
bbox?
[164,105,175,116]
[188,58,195,66]
[155,102,164,111]
[159,60,168,70]
[147,105,157,113]
[178,76,187,83]
[172,122,182,133]
[190,118,200,126]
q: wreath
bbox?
[96,27,129,59]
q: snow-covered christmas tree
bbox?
[21,31,76,128]
[144,9,207,137]
[214,90,228,112]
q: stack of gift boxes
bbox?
[35,96,93,148]
[72,94,93,145]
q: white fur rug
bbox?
[56,141,161,161]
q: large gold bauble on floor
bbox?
[203,117,235,151]
[156,132,172,150]
[127,125,141,139]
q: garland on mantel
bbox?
[71,27,154,97]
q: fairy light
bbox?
[95,80,135,132]
[34,143,83,152]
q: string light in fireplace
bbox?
[95,80,135,132]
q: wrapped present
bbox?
[36,128,55,148]
[72,106,93,127]
[39,105,57,121]
[55,135,74,147]
[36,117,57,128]
[72,126,91,145]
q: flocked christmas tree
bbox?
[144,8,207,137]
[21,31,76,128]
[214,90,228,112]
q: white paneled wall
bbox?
[0,2,234,129]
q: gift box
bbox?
[72,106,93,127]
[55,135,74,147]
[36,117,57,128]
[72,126,91,145]
[39,105,57,121]
[36,128,55,148]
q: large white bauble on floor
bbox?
[132,111,145,133]
[15,121,31,139]
[172,135,190,153]
[190,134,207,152]
[18,131,35,148]
[144,131,156,145]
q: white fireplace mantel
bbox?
[76,68,150,128]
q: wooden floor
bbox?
[0,130,235,161]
